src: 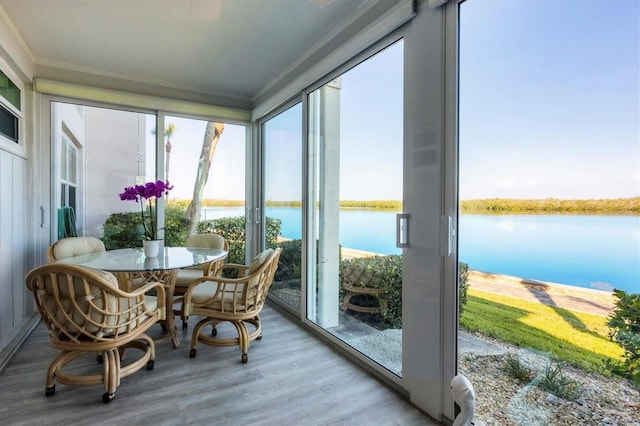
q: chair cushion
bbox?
[185,233,225,249]
[190,281,247,312]
[190,281,221,304]
[53,237,105,261]
[175,269,206,287]
[248,248,273,274]
[43,269,155,337]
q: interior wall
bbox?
[0,11,40,372]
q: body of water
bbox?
[203,207,640,294]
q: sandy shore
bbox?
[468,270,616,316]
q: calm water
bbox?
[204,207,640,294]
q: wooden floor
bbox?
[0,303,439,426]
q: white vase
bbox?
[142,239,161,258]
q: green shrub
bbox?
[339,256,471,328]
[102,212,145,249]
[340,255,403,328]
[458,262,470,318]
[163,204,190,246]
[196,216,281,265]
[275,239,303,282]
[102,208,190,250]
[607,289,640,388]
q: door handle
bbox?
[441,215,456,256]
[396,213,409,248]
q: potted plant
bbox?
[118,180,173,257]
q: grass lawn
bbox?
[461,288,624,373]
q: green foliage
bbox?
[538,362,583,401]
[503,354,584,401]
[102,208,190,250]
[340,255,403,328]
[338,200,402,210]
[458,262,470,318]
[275,239,303,282]
[196,216,281,265]
[607,289,640,388]
[163,204,190,246]
[503,353,535,383]
[460,197,640,214]
[339,256,470,328]
[102,212,145,249]
[174,199,401,210]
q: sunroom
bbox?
[0,0,462,423]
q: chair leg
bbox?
[230,321,249,363]
[44,336,154,403]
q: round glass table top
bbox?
[56,247,227,272]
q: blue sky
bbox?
[159,0,639,202]
[147,115,246,200]
[459,0,639,200]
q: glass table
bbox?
[57,246,227,348]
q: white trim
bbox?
[0,55,25,158]
[34,79,252,122]
[440,0,460,422]
[0,6,36,82]
[428,0,449,9]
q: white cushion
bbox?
[44,269,155,337]
[248,248,273,274]
[185,233,225,249]
[53,237,105,261]
[175,269,206,287]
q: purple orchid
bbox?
[118,180,173,240]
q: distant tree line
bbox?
[460,197,639,214]
[169,197,639,214]
[170,199,402,210]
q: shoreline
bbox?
[468,270,616,316]
[339,246,617,316]
[292,243,621,316]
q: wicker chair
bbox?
[173,233,229,328]
[47,236,106,263]
[182,248,281,363]
[25,263,166,403]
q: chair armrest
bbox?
[203,257,227,277]
[111,281,167,321]
[219,263,250,275]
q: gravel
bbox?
[459,335,640,426]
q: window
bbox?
[0,104,18,143]
[0,70,20,110]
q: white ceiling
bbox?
[0,0,402,109]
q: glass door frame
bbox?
[255,2,461,421]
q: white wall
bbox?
[0,9,40,371]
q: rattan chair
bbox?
[182,247,281,363]
[173,233,228,328]
[25,263,166,403]
[47,236,106,263]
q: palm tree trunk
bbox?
[186,122,224,234]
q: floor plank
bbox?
[0,304,439,426]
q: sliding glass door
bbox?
[262,103,303,310]
[306,41,405,375]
